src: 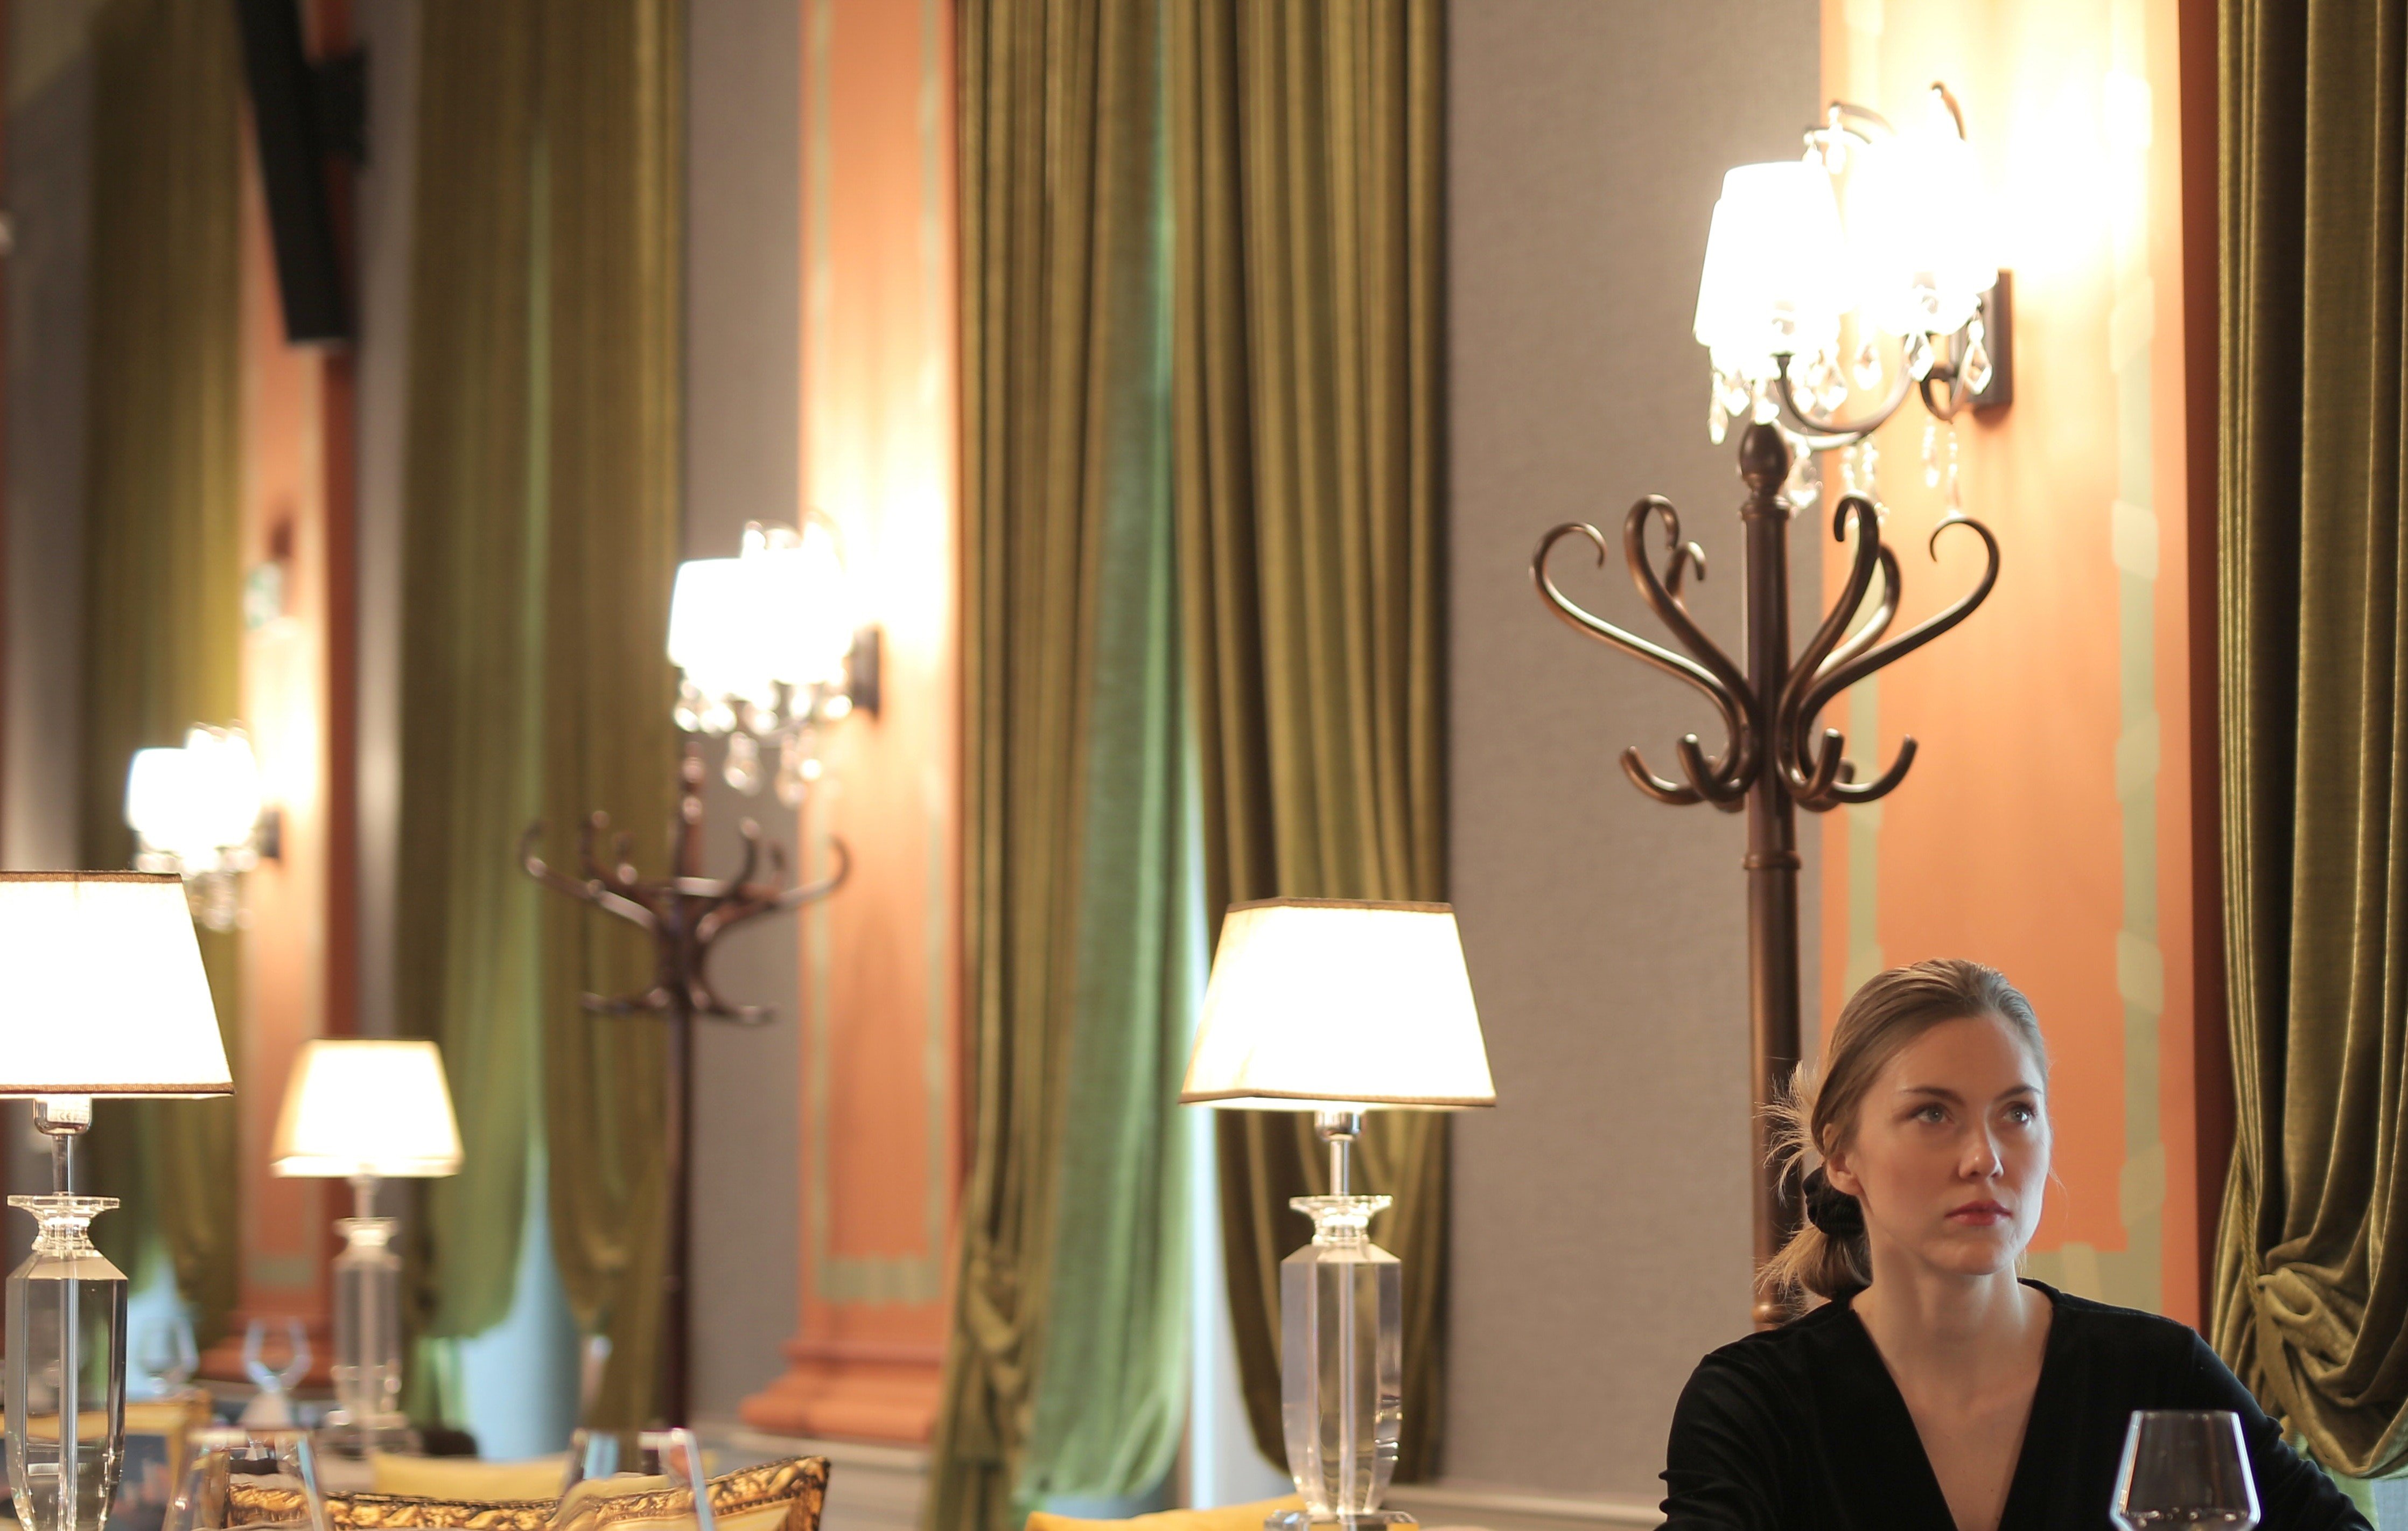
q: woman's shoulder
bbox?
[1685,1294,1864,1387]
[2028,1280,2225,1377]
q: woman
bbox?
[1660,959,2366,1531]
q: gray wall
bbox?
[1444,0,1821,1503]
[684,0,807,1425]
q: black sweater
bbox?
[1660,1281,2368,1530]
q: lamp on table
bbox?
[1180,898,1495,1531]
[269,1039,463,1452]
[0,872,235,1531]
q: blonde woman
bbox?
[1660,959,2364,1531]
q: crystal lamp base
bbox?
[1264,1512,1418,1531]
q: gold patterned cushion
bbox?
[230,1454,829,1531]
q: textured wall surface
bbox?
[685,0,809,1424]
[1445,0,1820,1503]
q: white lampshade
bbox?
[271,1039,463,1178]
[667,557,762,700]
[751,519,856,689]
[1845,89,1999,337]
[1692,160,1853,380]
[1180,898,1496,1111]
[0,873,232,1096]
[125,726,262,863]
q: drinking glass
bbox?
[2112,1410,2260,1530]
[553,1430,716,1531]
[161,1430,327,1531]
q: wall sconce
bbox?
[1696,82,2009,483]
[124,724,279,932]
[668,514,879,805]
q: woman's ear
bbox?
[1824,1147,1864,1200]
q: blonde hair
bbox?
[1756,958,2048,1304]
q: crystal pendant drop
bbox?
[1751,381,1777,425]
[1721,372,1751,420]
[1852,339,1882,392]
[1708,385,1728,445]
[723,731,763,795]
[1903,330,1936,381]
[1923,423,1941,490]
[1785,434,1820,509]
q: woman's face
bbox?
[1823,1012,2050,1281]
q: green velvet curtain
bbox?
[79,0,245,1344]
[932,2,1190,1527]
[536,0,684,1435]
[396,0,547,1360]
[397,0,682,1430]
[1169,0,1450,1480]
[2212,0,2408,1477]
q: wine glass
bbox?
[131,1306,199,1401]
[162,1429,328,1531]
[553,1429,717,1531]
[2112,1410,2261,1529]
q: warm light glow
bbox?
[668,521,859,710]
[124,726,263,866]
[1845,89,2000,337]
[1181,899,1496,1111]
[0,874,233,1096]
[270,1039,464,1178]
[666,557,759,704]
[1692,161,1853,381]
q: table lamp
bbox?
[0,872,235,1531]
[270,1038,462,1449]
[1180,898,1495,1531]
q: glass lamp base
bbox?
[312,1419,422,1462]
[5,1194,128,1531]
[1265,1513,1417,1531]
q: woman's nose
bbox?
[1962,1132,2002,1177]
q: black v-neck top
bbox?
[1660,1281,2369,1530]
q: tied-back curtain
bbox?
[933,1,1189,1528]
[2213,0,2408,1476]
[1169,0,1448,1479]
[398,0,682,1431]
[80,0,244,1343]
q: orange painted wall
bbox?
[741,0,962,1443]
[1817,0,2202,1322]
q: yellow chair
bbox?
[1026,1497,1305,1531]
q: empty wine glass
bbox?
[162,1430,327,1531]
[2112,1410,2261,1529]
[131,1308,198,1401]
[553,1429,716,1531]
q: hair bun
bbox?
[1802,1165,1865,1240]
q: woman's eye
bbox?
[2005,1103,2037,1125]
[1915,1104,1947,1123]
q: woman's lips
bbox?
[1947,1200,2012,1225]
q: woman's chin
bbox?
[1914,1227,2028,1276]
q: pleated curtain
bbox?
[2213,0,2408,1477]
[1170,0,1451,1479]
[79,0,246,1344]
[397,0,682,1430]
[929,2,1192,1528]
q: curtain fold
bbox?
[397,0,682,1430]
[1168,0,1449,1480]
[79,0,245,1344]
[537,0,684,1434]
[396,0,544,1354]
[933,2,1186,1527]
[2212,0,2408,1477]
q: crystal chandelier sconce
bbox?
[1695,82,2011,481]
[123,725,277,933]
[668,514,881,805]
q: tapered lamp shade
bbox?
[271,1039,463,1178]
[0,873,232,1096]
[1692,160,1854,380]
[1180,898,1496,1111]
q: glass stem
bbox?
[351,1175,375,1224]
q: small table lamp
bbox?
[0,872,235,1531]
[270,1039,463,1447]
[1180,898,1494,1531]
